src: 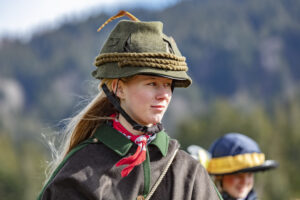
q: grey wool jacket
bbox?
[39,124,222,200]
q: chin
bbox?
[152,116,164,124]
[144,116,163,126]
[234,191,249,199]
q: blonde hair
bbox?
[45,78,117,182]
[212,175,224,193]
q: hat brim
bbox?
[92,63,192,88]
[210,160,279,175]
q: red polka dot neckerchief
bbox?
[111,114,156,177]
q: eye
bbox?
[147,82,156,86]
[164,82,172,88]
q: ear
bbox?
[111,79,126,99]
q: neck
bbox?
[118,114,148,135]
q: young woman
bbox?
[38,11,222,200]
[207,133,278,200]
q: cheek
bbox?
[224,175,235,183]
[166,91,172,102]
[248,176,254,186]
[134,91,152,104]
[126,89,152,110]
[223,176,239,188]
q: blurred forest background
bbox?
[0,0,300,199]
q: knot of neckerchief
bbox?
[111,114,156,177]
[102,83,163,134]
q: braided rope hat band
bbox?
[92,11,192,88]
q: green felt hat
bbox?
[92,11,192,88]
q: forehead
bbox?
[224,172,253,179]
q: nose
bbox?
[156,85,172,100]
[240,176,247,185]
[240,173,253,185]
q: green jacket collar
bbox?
[93,124,169,157]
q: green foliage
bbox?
[0,134,23,200]
[0,131,47,200]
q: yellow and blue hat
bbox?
[207,133,278,175]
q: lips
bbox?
[151,105,166,111]
[152,104,166,108]
[152,105,165,108]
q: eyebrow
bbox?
[142,77,172,82]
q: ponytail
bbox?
[45,79,117,183]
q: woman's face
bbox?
[117,75,172,126]
[222,172,254,199]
